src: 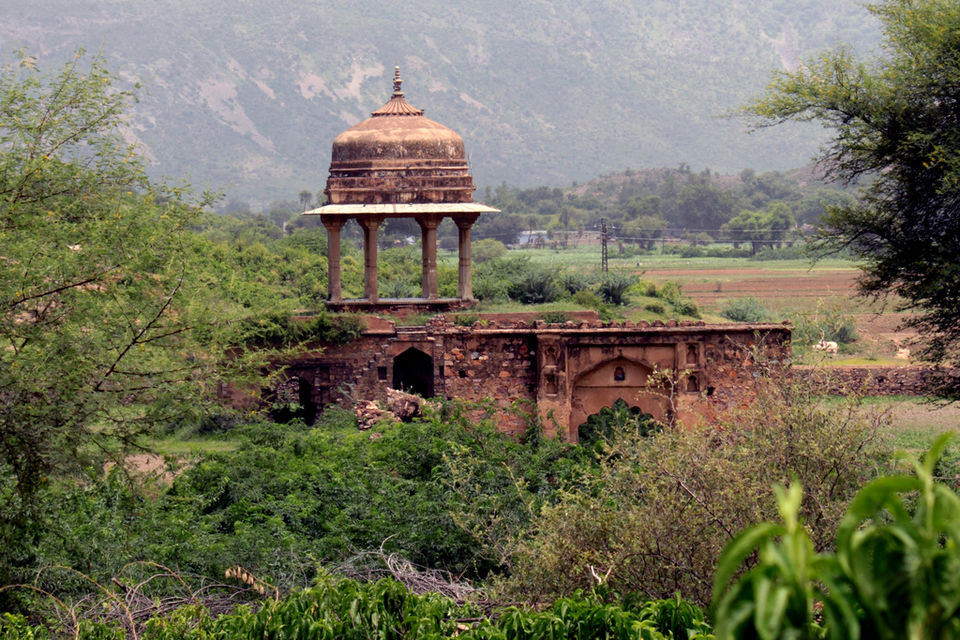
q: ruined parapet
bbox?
[277,315,791,441]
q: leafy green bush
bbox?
[382,278,419,298]
[662,244,752,259]
[241,312,361,347]
[28,402,594,596]
[16,574,713,639]
[473,256,545,302]
[453,313,481,327]
[654,281,700,318]
[472,238,508,263]
[720,297,772,323]
[750,244,808,260]
[577,398,660,450]
[671,298,700,318]
[539,311,571,324]
[643,302,666,314]
[558,271,594,296]
[792,305,858,347]
[510,268,561,304]
[657,281,683,304]
[713,435,960,639]
[596,273,637,305]
[572,289,602,308]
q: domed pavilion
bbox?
[305,68,498,308]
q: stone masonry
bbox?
[275,314,791,440]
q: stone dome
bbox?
[324,68,475,205]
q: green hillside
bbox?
[1,0,879,203]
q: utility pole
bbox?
[601,217,608,273]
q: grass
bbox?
[820,395,960,456]
[816,395,959,462]
[828,357,911,366]
[880,398,960,457]
[470,300,588,314]
[143,434,240,456]
[485,246,861,272]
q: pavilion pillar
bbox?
[358,216,383,302]
[321,216,344,302]
[455,214,479,300]
[418,214,441,300]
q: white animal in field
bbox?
[895,347,911,360]
[814,340,838,355]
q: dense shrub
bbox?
[714,436,960,639]
[558,271,594,296]
[671,298,700,318]
[472,238,507,262]
[576,398,660,450]
[596,273,637,305]
[538,311,571,324]
[720,297,773,322]
[572,289,602,309]
[792,306,858,347]
[501,374,889,606]
[662,244,752,259]
[241,312,362,347]
[382,278,419,298]
[28,402,592,596]
[509,268,561,304]
[6,574,713,639]
[473,256,538,302]
[639,280,659,297]
[653,281,701,318]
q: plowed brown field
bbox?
[643,267,918,357]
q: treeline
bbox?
[215,164,856,255]
[474,165,856,251]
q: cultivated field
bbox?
[496,246,918,362]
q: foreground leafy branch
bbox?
[713,433,960,639]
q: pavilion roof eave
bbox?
[304,202,500,216]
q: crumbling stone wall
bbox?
[273,315,791,440]
[794,365,960,396]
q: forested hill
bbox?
[2,0,879,204]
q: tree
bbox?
[676,181,734,236]
[298,189,312,211]
[723,209,766,254]
[623,214,667,250]
[747,0,960,381]
[0,52,252,585]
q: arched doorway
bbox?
[568,356,668,440]
[393,347,434,397]
[577,398,660,447]
[268,376,317,424]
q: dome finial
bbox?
[370,66,423,117]
[392,66,403,98]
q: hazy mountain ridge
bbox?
[1,1,879,204]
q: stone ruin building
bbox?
[274,69,791,440]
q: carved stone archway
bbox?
[568,356,669,440]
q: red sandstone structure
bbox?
[278,315,790,440]
[305,68,497,309]
[280,68,793,439]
